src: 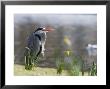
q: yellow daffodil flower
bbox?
[64,36,71,46]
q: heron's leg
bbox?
[25,56,27,69]
[25,55,30,70]
[25,53,32,70]
[28,56,31,69]
[31,55,36,70]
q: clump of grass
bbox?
[55,57,64,75]
[54,49,82,76]
[90,61,97,76]
[53,49,65,75]
[25,55,35,70]
[66,56,82,76]
[24,47,40,70]
[63,50,82,76]
[69,64,81,76]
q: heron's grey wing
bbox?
[27,33,40,55]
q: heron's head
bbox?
[35,26,54,33]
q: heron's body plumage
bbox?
[27,28,47,55]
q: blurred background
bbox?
[14,14,97,75]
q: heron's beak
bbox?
[42,27,54,32]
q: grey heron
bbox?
[25,26,54,70]
[86,44,97,56]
